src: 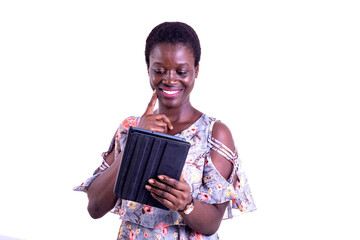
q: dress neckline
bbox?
[175,113,205,137]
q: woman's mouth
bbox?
[160,88,182,98]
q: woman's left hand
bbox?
[145,175,192,212]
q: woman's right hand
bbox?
[138,91,173,133]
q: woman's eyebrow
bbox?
[152,62,190,67]
[177,63,190,67]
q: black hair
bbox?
[145,22,201,68]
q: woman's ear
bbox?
[195,64,200,78]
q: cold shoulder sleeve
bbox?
[196,121,256,217]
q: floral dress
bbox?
[74,114,256,240]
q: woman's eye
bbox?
[154,69,165,74]
[177,70,188,76]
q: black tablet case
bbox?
[114,126,190,210]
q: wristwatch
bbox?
[181,198,195,215]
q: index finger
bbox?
[144,90,157,115]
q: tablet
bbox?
[114,126,190,210]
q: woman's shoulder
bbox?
[211,122,235,149]
[201,114,233,140]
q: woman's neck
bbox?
[158,100,192,120]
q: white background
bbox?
[1,1,359,239]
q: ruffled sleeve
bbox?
[73,116,139,193]
[196,121,256,217]
[73,136,115,192]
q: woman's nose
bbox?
[162,71,177,84]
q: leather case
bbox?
[113,126,190,210]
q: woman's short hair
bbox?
[145,22,201,68]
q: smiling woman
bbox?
[74,22,256,240]
[148,43,199,124]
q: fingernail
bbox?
[158,176,164,180]
[148,179,154,184]
[145,185,151,190]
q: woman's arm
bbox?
[146,121,235,235]
[86,149,122,219]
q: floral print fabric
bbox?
[74,114,256,239]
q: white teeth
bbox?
[163,90,179,94]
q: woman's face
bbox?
[148,43,199,109]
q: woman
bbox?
[75,22,255,239]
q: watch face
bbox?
[184,205,194,214]
[184,202,194,215]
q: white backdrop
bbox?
[1,1,359,239]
